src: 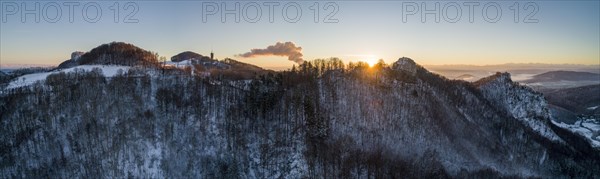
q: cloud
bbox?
[237,42,304,64]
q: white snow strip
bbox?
[524,118,563,142]
[164,60,196,68]
[164,60,196,75]
[5,65,131,89]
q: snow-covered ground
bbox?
[552,119,600,148]
[164,60,194,67]
[164,60,198,75]
[163,59,228,69]
[5,65,131,89]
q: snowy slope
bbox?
[552,119,600,148]
[164,59,194,67]
[6,65,130,89]
[1,58,599,178]
[164,59,229,69]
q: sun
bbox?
[366,58,378,67]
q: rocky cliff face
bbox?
[71,51,85,61]
[476,72,563,142]
[1,57,599,178]
[392,57,419,75]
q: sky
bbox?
[0,0,599,70]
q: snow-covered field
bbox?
[164,60,194,67]
[552,119,600,148]
[163,60,199,76]
[5,65,131,89]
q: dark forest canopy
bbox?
[78,42,160,67]
[171,51,209,62]
[57,42,160,69]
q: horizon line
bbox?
[2,61,599,70]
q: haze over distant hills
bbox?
[518,71,600,89]
[426,63,599,82]
[522,71,600,83]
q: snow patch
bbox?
[5,65,131,89]
[164,59,194,67]
[552,119,600,148]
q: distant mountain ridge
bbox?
[523,70,600,83]
[455,74,476,81]
[425,64,599,83]
[171,51,211,62]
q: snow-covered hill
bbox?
[1,57,598,178]
[5,65,130,89]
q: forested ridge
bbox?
[1,43,599,178]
